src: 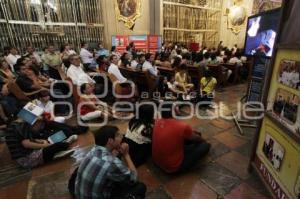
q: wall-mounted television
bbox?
[244,8,281,58]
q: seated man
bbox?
[108,54,127,83]
[142,53,159,77]
[75,125,146,199]
[67,54,95,86]
[152,103,210,173]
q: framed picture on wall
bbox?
[268,88,300,139]
[262,133,285,171]
[278,59,300,90]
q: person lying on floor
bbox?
[152,103,211,173]
[5,119,78,169]
[123,104,155,167]
[73,125,147,199]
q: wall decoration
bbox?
[278,59,300,90]
[225,0,247,34]
[262,133,284,171]
[252,0,282,15]
[114,0,141,29]
[269,88,300,138]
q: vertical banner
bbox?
[112,35,129,53]
[129,35,148,52]
[148,35,162,53]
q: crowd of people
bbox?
[0,41,247,198]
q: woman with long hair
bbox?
[123,104,155,166]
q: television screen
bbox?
[244,8,281,58]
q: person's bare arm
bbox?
[119,143,137,173]
[22,139,51,149]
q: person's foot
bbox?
[64,135,78,144]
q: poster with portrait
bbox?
[262,133,285,171]
[114,0,141,29]
[278,59,300,90]
[269,88,300,139]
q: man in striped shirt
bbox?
[75,126,146,199]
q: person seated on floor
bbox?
[5,119,78,169]
[142,53,159,77]
[152,103,210,173]
[123,104,155,167]
[159,76,183,99]
[175,64,194,95]
[67,54,96,86]
[74,125,147,199]
[79,83,114,122]
[198,69,217,106]
[32,90,66,123]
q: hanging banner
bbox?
[129,35,148,52]
[148,35,162,53]
[112,35,129,53]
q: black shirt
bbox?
[5,122,34,159]
[16,74,36,93]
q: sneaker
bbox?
[64,135,78,144]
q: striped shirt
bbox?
[75,146,137,199]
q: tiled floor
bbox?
[0,84,272,199]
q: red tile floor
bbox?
[0,84,271,199]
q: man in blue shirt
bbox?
[75,125,146,199]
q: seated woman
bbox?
[120,52,131,68]
[96,55,109,72]
[0,59,15,80]
[199,69,217,106]
[175,64,194,94]
[159,76,183,100]
[79,83,113,122]
[5,120,77,169]
[32,90,66,123]
[123,104,154,166]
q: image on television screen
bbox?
[244,9,281,58]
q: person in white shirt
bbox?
[111,46,121,60]
[5,47,21,72]
[80,42,94,71]
[142,53,159,77]
[24,46,42,65]
[33,90,66,123]
[67,54,95,86]
[108,55,127,83]
[130,54,139,70]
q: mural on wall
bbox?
[114,0,141,29]
[225,0,248,34]
[252,0,282,14]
